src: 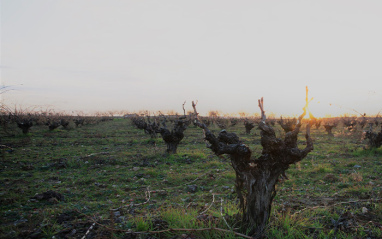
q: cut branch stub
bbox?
[258,97,266,122]
[182,101,186,116]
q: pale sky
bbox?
[1,0,382,117]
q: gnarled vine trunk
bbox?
[157,123,187,154]
[131,115,159,139]
[243,120,255,134]
[192,87,314,237]
[323,123,337,137]
[364,125,382,149]
[157,103,189,154]
[17,120,33,134]
[278,116,297,133]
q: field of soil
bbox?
[1,117,381,238]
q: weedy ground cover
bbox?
[0,118,381,238]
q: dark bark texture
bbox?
[192,91,314,237]
[157,116,188,154]
[230,118,238,127]
[144,117,160,139]
[374,119,379,127]
[74,118,85,127]
[215,119,227,129]
[244,119,255,134]
[323,124,337,137]
[359,118,367,129]
[17,119,33,134]
[46,119,61,131]
[131,115,159,139]
[343,118,357,131]
[60,119,70,129]
[278,116,297,133]
[1,113,13,136]
[364,126,382,148]
[315,119,322,129]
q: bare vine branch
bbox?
[182,101,186,116]
[258,97,266,122]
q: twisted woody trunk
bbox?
[192,87,314,237]
[157,101,189,154]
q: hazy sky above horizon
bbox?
[1,0,382,117]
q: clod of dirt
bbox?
[56,210,82,224]
[331,211,356,233]
[186,185,198,193]
[29,228,42,239]
[32,190,64,202]
[21,164,35,171]
[140,158,151,167]
[113,211,121,217]
[53,158,68,168]
[54,229,77,238]
[94,182,107,188]
[13,218,28,226]
[112,210,125,223]
[162,179,169,184]
[323,173,339,183]
[362,207,368,214]
[157,190,168,196]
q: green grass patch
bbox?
[1,118,381,238]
